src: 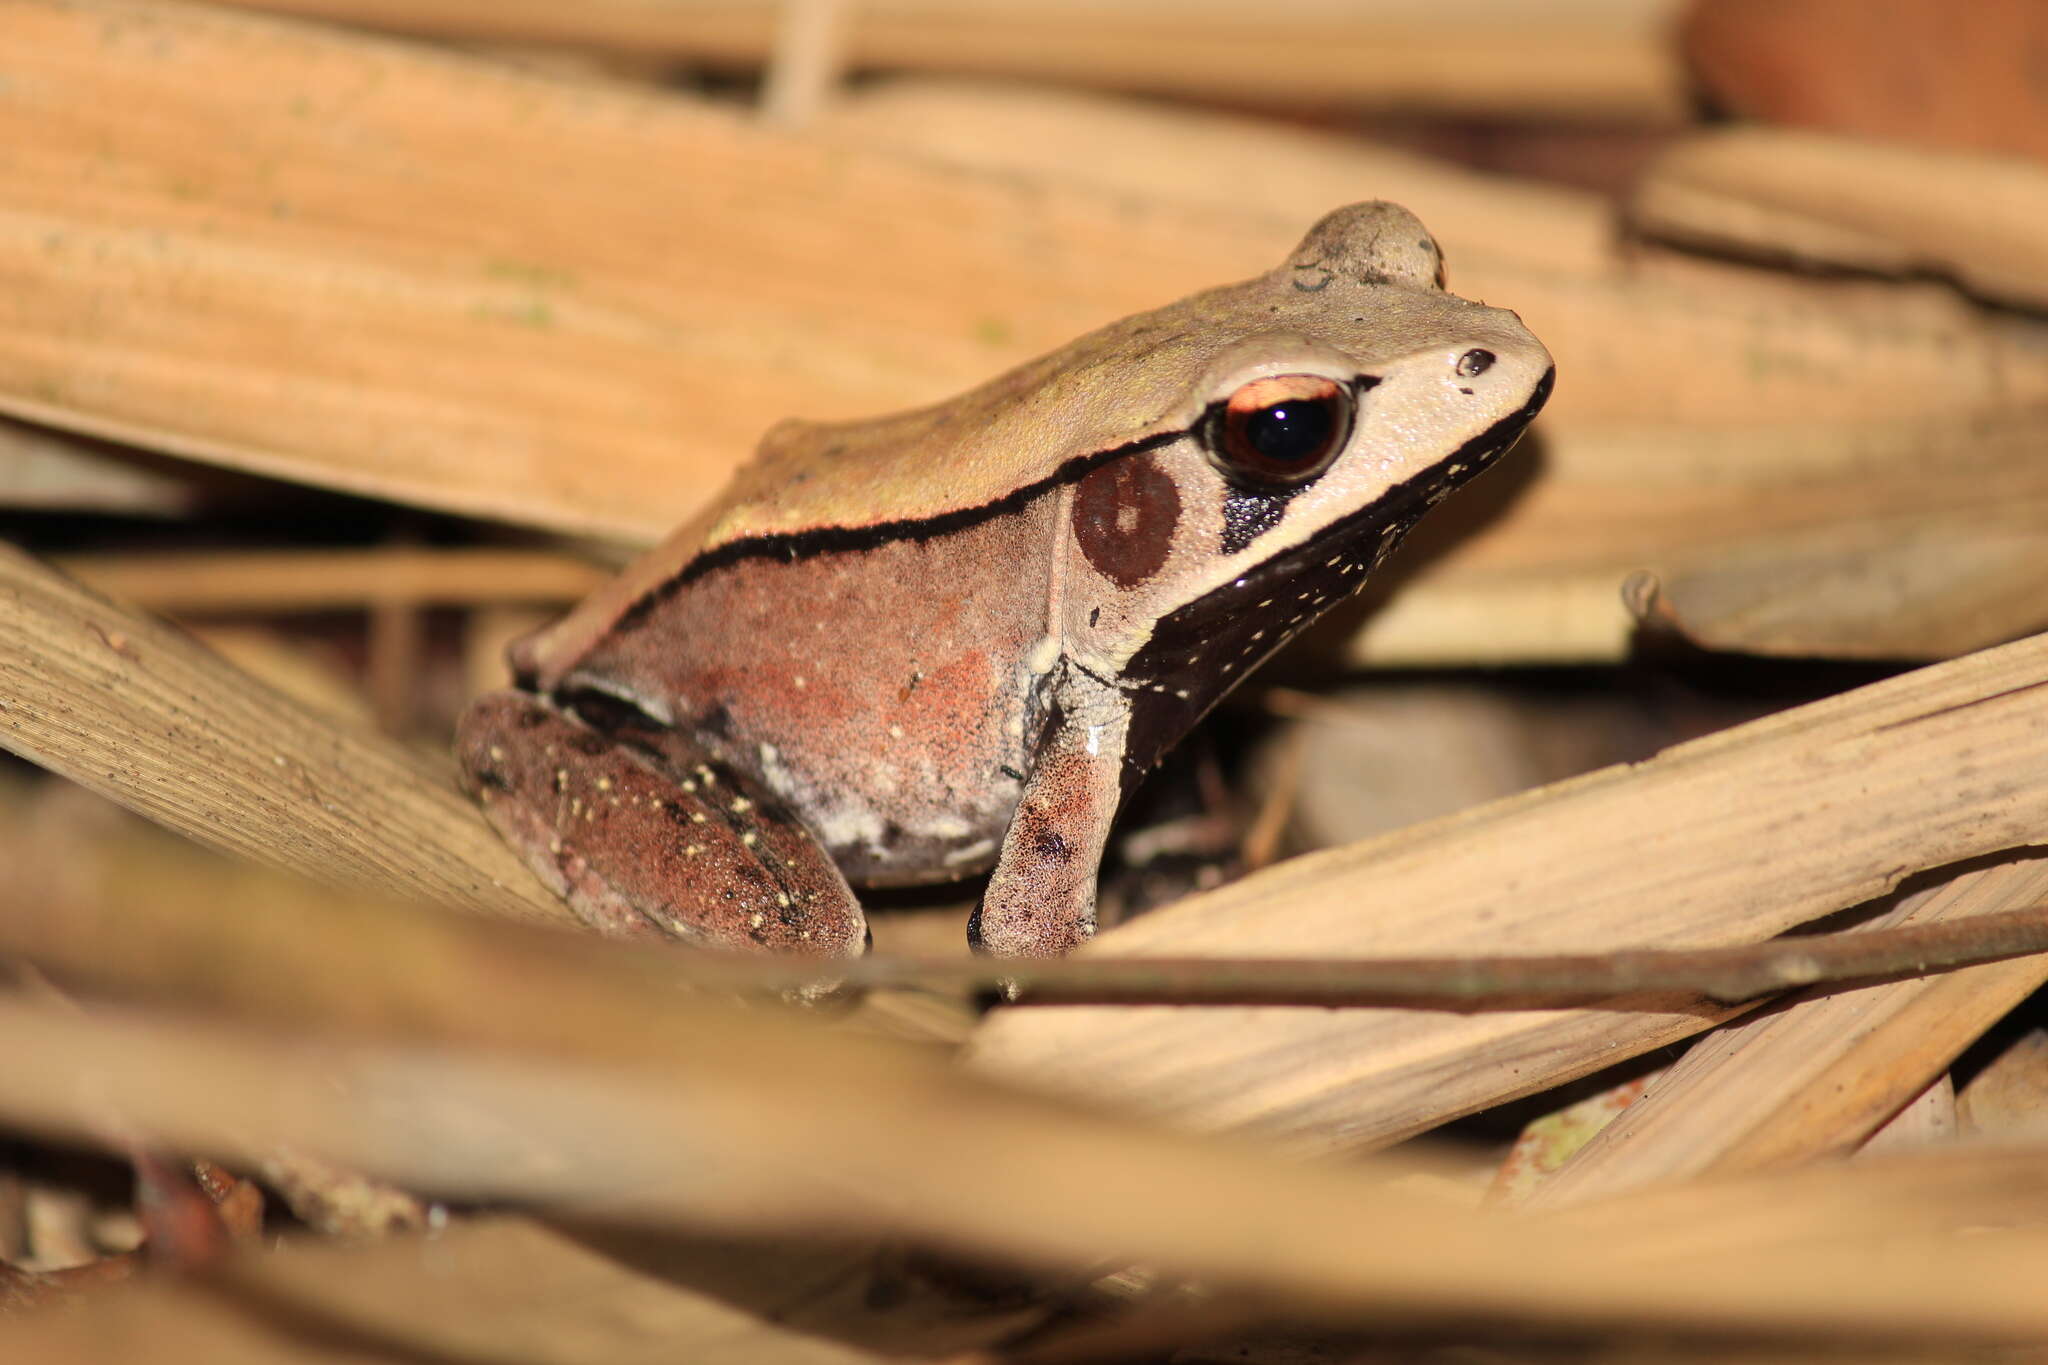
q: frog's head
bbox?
[1060,201,1554,777]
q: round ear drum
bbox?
[1200,374,1357,489]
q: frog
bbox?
[457,201,1554,960]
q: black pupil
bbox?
[1243,398,1334,468]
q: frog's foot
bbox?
[456,691,866,959]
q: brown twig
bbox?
[53,547,604,615]
[677,902,2048,1008]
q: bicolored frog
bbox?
[459,202,1553,958]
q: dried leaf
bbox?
[1682,0,2048,163]
[204,0,1692,119]
[1632,127,2048,309]
[0,419,206,516]
[0,541,564,923]
[0,1216,949,1364]
[1957,1030,2048,1138]
[1521,860,2048,1205]
[0,0,1294,540]
[7,992,2048,1345]
[971,631,2048,1151]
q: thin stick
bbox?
[573,902,2048,1009]
[54,547,603,614]
[759,0,850,128]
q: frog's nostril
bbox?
[1456,349,1495,379]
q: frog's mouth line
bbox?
[1137,362,1552,670]
[1110,364,1553,781]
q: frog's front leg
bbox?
[969,670,1132,958]
[456,691,866,958]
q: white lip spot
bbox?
[1086,725,1104,756]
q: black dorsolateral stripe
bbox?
[609,363,1551,645]
[610,427,1190,636]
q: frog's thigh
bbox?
[457,691,866,957]
[969,704,1131,958]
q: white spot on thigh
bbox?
[1025,634,1060,676]
[1086,724,1104,756]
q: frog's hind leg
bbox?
[457,691,867,959]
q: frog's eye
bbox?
[1202,374,1355,488]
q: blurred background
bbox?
[5,2,2048,1357]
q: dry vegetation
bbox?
[4,1,2048,1360]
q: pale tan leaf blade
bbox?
[0,541,563,923]
[203,0,1694,120]
[1632,127,2048,310]
[0,0,1290,541]
[1524,859,2048,1205]
[970,632,2048,1151]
